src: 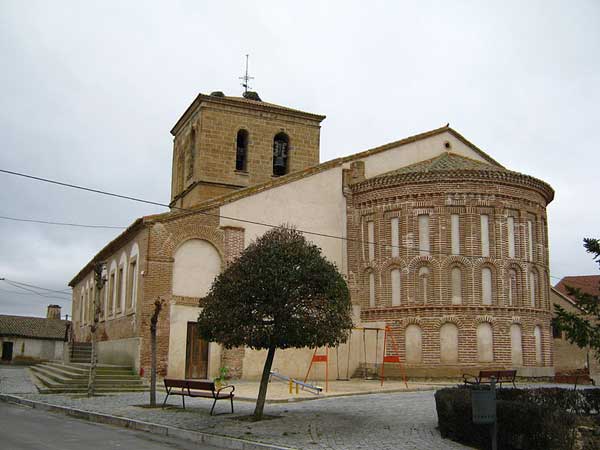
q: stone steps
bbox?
[31,366,144,386]
[69,342,92,363]
[42,362,138,378]
[29,362,148,394]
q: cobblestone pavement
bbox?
[1,366,467,449]
[0,366,38,393]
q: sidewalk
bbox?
[0,366,467,450]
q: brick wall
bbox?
[346,168,554,373]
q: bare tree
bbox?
[150,297,165,406]
[87,261,106,397]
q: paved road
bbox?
[0,401,226,450]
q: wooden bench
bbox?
[462,370,517,388]
[555,368,596,388]
[162,378,235,415]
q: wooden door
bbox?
[2,342,13,361]
[185,322,208,379]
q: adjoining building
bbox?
[69,91,555,380]
[0,305,69,364]
[551,276,600,384]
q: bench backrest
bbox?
[164,378,189,389]
[164,378,215,392]
[479,370,516,380]
[186,380,215,391]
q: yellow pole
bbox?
[289,379,292,394]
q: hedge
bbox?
[435,387,600,450]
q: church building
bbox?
[69,91,555,380]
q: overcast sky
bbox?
[1,1,598,318]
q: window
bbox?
[477,323,494,362]
[405,325,422,363]
[534,326,543,365]
[391,217,399,258]
[418,215,430,256]
[80,292,85,324]
[116,266,124,313]
[440,323,459,363]
[482,267,492,305]
[368,272,375,307]
[481,214,490,257]
[451,214,460,255]
[507,269,517,306]
[235,129,248,171]
[272,133,289,176]
[367,221,375,261]
[527,219,534,261]
[187,128,196,179]
[507,216,516,258]
[417,266,431,303]
[126,257,137,310]
[108,271,115,316]
[391,269,401,306]
[552,325,562,339]
[510,324,523,365]
[177,151,184,193]
[88,285,94,322]
[529,270,538,307]
[451,267,462,305]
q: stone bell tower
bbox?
[169,91,326,209]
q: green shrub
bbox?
[435,387,583,450]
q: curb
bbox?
[0,394,295,450]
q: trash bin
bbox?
[471,385,496,425]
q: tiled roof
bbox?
[376,152,506,177]
[0,315,69,340]
[555,275,600,301]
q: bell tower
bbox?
[169,91,325,209]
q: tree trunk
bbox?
[150,323,157,406]
[87,274,101,397]
[253,345,276,420]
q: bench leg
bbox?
[182,394,185,409]
[210,398,217,416]
[162,393,169,409]
[230,396,234,414]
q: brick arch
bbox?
[503,263,525,307]
[402,317,423,328]
[440,255,472,271]
[381,258,408,272]
[152,220,225,265]
[407,255,441,272]
[361,267,378,308]
[511,316,522,324]
[474,315,496,326]
[409,258,438,305]
[433,315,463,329]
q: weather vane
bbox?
[239,54,254,94]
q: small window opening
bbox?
[272,133,289,176]
[236,130,248,171]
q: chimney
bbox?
[47,304,61,320]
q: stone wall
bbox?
[170,98,323,208]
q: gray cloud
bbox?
[1,0,598,317]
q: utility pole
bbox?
[87,261,106,397]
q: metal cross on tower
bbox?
[239,54,254,94]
